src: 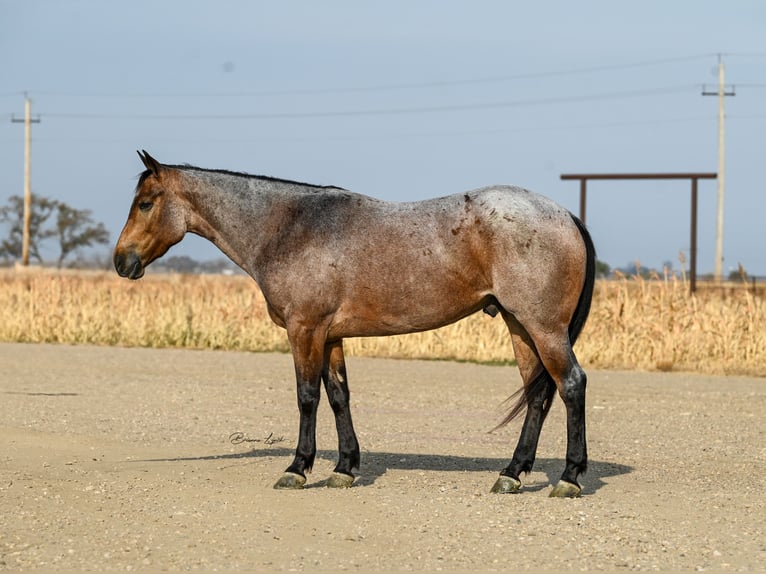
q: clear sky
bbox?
[2,1,765,276]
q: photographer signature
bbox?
[228,431,285,446]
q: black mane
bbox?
[137,163,346,191]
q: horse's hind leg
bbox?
[322,340,360,488]
[492,327,556,494]
[530,329,588,497]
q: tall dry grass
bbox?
[1,268,763,376]
[0,269,288,353]
[576,273,765,375]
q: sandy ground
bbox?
[1,342,764,571]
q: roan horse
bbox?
[114,151,596,497]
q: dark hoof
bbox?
[326,472,355,488]
[273,472,306,490]
[549,480,582,498]
[490,475,521,494]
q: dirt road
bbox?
[1,343,764,571]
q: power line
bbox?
[27,54,713,99]
[41,85,697,121]
[725,51,766,58]
[0,115,715,146]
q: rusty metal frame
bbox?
[560,172,717,293]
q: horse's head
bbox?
[114,150,188,279]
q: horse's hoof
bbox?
[273,472,306,490]
[549,480,582,498]
[326,472,355,488]
[490,475,522,494]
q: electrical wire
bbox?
[26,54,713,99]
[41,85,697,121]
[0,115,717,145]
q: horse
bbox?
[114,150,596,497]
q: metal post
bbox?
[560,172,716,294]
[690,177,698,294]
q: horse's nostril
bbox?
[127,258,144,279]
[114,251,143,279]
[114,253,126,276]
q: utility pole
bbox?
[11,94,41,266]
[702,54,735,282]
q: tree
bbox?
[0,194,110,267]
[618,261,652,278]
[157,255,200,274]
[595,259,611,278]
[54,203,110,268]
[0,194,58,263]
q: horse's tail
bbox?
[495,213,596,428]
[567,214,596,345]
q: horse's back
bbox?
[284,183,586,292]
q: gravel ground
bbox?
[1,342,764,571]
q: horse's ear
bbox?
[137,150,162,176]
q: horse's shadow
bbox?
[136,447,632,495]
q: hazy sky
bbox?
[2,1,765,275]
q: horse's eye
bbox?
[138,201,153,213]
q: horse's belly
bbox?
[328,293,489,339]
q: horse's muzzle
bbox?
[114,251,145,280]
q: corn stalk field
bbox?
[1,268,763,376]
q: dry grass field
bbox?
[1,267,764,376]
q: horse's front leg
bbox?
[322,340,360,488]
[274,320,327,490]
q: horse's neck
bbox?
[184,171,272,276]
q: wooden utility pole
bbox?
[11,94,41,266]
[702,55,735,281]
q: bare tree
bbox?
[0,194,58,263]
[54,203,110,268]
[0,194,110,267]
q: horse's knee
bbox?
[297,383,321,415]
